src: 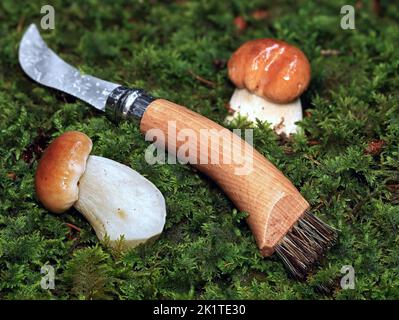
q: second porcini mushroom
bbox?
[35,131,166,248]
[226,39,311,135]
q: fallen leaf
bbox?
[251,10,269,20]
[234,16,247,32]
[6,172,16,180]
[308,140,321,146]
[365,140,385,155]
[386,184,399,192]
[225,103,235,114]
[22,130,51,164]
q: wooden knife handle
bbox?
[140,99,309,256]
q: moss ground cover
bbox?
[0,0,399,299]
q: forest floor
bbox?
[0,0,398,299]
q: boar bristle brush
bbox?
[275,211,337,279]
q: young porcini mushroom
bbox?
[35,131,166,248]
[226,39,311,134]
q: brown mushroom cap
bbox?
[228,39,311,104]
[35,131,92,213]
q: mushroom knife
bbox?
[19,24,337,279]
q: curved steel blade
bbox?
[18,24,120,111]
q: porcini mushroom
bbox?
[226,39,311,135]
[35,131,166,248]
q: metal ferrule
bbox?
[105,86,155,123]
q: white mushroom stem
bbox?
[225,88,303,135]
[74,155,166,249]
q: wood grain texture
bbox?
[140,99,309,256]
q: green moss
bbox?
[1,0,399,299]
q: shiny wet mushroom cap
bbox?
[226,39,311,134]
[228,38,311,104]
[35,131,92,213]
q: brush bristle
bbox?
[275,211,338,280]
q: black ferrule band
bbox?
[105,86,155,123]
